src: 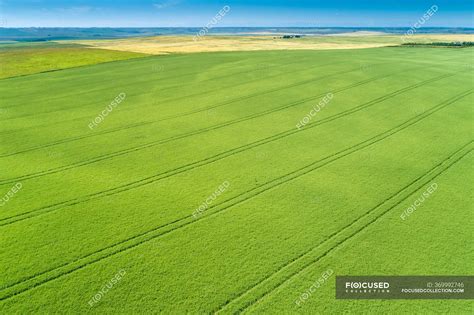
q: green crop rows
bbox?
[0,46,472,313]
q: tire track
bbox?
[0,54,459,134]
[0,62,432,180]
[0,47,416,87]
[0,53,190,85]
[0,73,464,227]
[0,54,327,112]
[0,56,332,134]
[220,143,473,314]
[0,63,379,161]
[0,54,161,83]
[1,52,329,92]
[0,50,463,103]
[3,55,465,154]
[0,91,468,301]
[0,53,276,103]
[0,57,347,123]
[0,60,368,155]
[2,52,460,125]
[0,58,346,138]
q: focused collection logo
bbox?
[344,281,390,293]
[336,276,473,300]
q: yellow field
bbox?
[64,34,474,55]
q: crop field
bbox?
[0,42,147,79]
[66,33,474,55]
[0,45,473,313]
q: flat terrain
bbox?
[0,44,473,313]
[66,34,474,54]
[0,42,147,79]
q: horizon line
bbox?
[2,26,474,29]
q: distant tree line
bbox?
[402,42,474,48]
[277,35,304,39]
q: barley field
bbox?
[0,44,473,313]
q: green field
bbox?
[0,46,473,313]
[0,42,147,79]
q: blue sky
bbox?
[1,0,473,27]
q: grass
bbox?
[0,42,148,79]
[0,45,472,313]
